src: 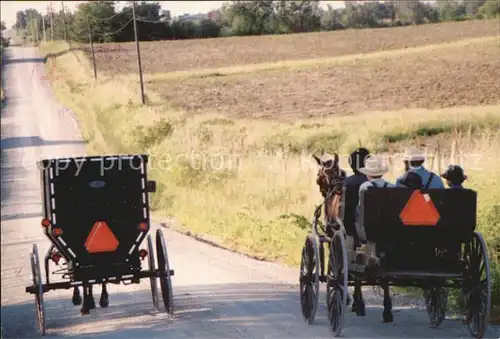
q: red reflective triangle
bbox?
[84,221,119,253]
[399,190,440,226]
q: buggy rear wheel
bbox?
[156,229,174,315]
[147,235,159,311]
[326,232,348,337]
[462,231,491,338]
[30,244,46,336]
[299,234,320,324]
[424,287,448,328]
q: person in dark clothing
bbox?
[344,148,370,188]
[399,171,423,189]
[339,148,370,223]
[441,165,467,189]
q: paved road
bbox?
[1,46,498,338]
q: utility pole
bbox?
[87,16,98,80]
[132,1,146,105]
[42,11,47,42]
[50,3,54,41]
[34,17,39,45]
[61,1,67,42]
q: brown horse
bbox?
[313,153,346,232]
[313,153,394,322]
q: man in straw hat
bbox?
[396,146,444,189]
[355,155,395,244]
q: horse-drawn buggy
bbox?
[300,154,491,338]
[25,154,174,335]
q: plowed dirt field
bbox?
[156,39,500,120]
[87,20,499,75]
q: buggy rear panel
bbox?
[39,155,152,277]
[361,187,476,271]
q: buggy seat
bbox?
[360,187,476,272]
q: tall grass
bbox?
[41,41,500,320]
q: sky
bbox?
[0,1,345,29]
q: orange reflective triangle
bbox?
[84,221,119,253]
[399,190,440,226]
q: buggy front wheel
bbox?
[462,231,491,338]
[30,244,46,335]
[146,235,159,311]
[156,229,174,315]
[326,232,348,337]
[299,234,320,324]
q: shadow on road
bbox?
[1,136,87,150]
[1,212,43,222]
[2,57,46,65]
[2,282,497,339]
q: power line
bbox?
[87,8,131,22]
[100,18,134,38]
[135,17,170,24]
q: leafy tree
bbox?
[72,1,117,42]
[276,1,321,33]
[320,5,345,30]
[476,0,500,18]
[13,11,27,29]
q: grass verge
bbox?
[41,40,500,322]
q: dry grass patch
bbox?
[87,19,499,75]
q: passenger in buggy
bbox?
[396,146,444,189]
[355,155,395,245]
[441,164,467,189]
[344,147,370,189]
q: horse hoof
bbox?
[80,308,90,315]
[383,311,393,323]
[99,297,109,308]
[72,294,82,306]
[355,301,366,316]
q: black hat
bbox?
[441,165,467,184]
[400,171,423,189]
[349,148,370,174]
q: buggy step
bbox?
[379,271,461,278]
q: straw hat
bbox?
[403,146,426,161]
[359,155,389,177]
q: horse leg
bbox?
[80,286,90,315]
[88,285,96,309]
[382,282,393,323]
[99,283,109,308]
[72,286,82,306]
[353,279,366,316]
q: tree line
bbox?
[11,0,500,44]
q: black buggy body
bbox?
[26,154,174,335]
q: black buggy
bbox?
[299,186,491,338]
[25,154,175,335]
